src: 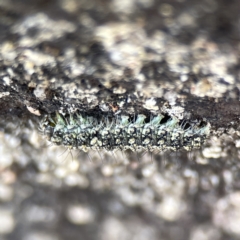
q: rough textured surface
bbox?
[1,0,240,239]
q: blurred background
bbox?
[1,0,240,239]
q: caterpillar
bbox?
[39,112,210,152]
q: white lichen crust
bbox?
[39,112,210,152]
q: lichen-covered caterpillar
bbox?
[39,111,210,152]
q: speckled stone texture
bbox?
[1,0,240,240]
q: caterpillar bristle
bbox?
[39,112,211,153]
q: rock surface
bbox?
[1,0,240,239]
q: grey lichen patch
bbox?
[0,92,10,98]
[12,13,77,47]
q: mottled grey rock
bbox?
[1,0,240,240]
